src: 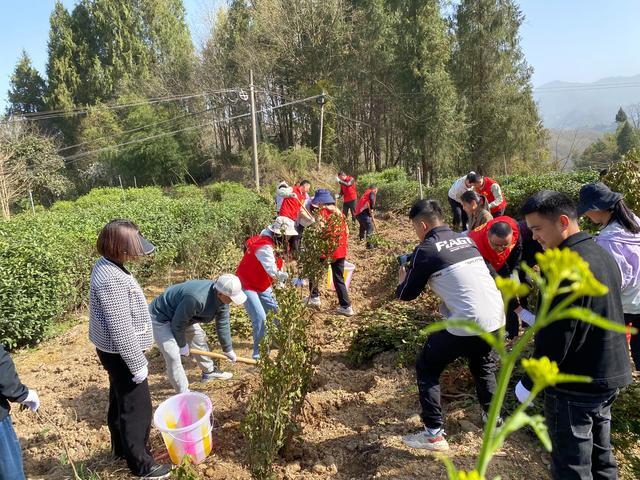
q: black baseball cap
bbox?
[576,182,623,217]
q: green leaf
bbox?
[420,319,502,353]
[561,307,635,334]
[493,412,551,453]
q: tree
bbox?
[6,51,46,116]
[576,134,618,169]
[452,0,546,174]
[615,107,628,124]
[0,123,71,217]
[392,0,464,180]
[45,1,79,112]
[617,120,638,156]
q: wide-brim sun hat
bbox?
[138,234,155,255]
[577,182,623,217]
[268,216,298,236]
[311,188,335,206]
[215,274,247,305]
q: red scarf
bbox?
[469,216,520,271]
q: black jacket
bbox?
[0,345,28,421]
[522,232,632,393]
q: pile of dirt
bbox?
[10,215,633,479]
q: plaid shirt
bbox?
[89,257,153,375]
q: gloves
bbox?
[20,389,40,412]
[515,380,531,404]
[132,366,148,384]
[517,308,536,327]
[275,271,289,283]
[179,344,190,357]
[223,350,237,364]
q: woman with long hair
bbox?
[578,183,640,370]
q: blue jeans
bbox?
[545,388,619,480]
[0,416,25,480]
[244,288,278,359]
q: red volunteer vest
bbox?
[279,185,305,221]
[319,207,348,260]
[340,177,358,203]
[469,216,520,272]
[355,188,376,216]
[236,235,284,293]
[476,176,507,215]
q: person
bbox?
[469,216,534,338]
[275,181,289,212]
[466,172,507,216]
[305,189,354,317]
[460,190,492,231]
[277,180,312,251]
[515,190,632,480]
[236,217,295,359]
[396,199,505,451]
[149,275,246,393]
[355,185,378,249]
[577,182,640,370]
[448,173,475,230]
[336,171,358,222]
[89,219,170,479]
[1,345,39,479]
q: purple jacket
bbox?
[595,218,640,314]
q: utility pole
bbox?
[29,190,35,214]
[317,91,327,170]
[249,70,260,192]
[417,166,424,199]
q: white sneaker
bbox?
[335,306,354,317]
[402,428,449,451]
[303,296,321,308]
[201,368,233,382]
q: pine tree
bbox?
[617,121,638,156]
[393,0,464,179]
[45,1,79,111]
[6,51,46,115]
[615,107,628,124]
[453,0,546,173]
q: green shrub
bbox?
[0,183,271,348]
[603,150,640,213]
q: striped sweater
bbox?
[89,257,153,375]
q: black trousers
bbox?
[356,211,374,246]
[448,197,468,230]
[342,200,356,222]
[96,349,156,476]
[545,388,619,480]
[309,258,351,308]
[506,297,520,339]
[416,330,498,429]
[625,313,640,370]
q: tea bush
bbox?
[0,183,272,348]
[603,149,640,213]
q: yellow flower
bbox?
[457,471,484,480]
[522,357,591,389]
[496,276,530,301]
[534,248,608,297]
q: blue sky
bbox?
[2,0,640,110]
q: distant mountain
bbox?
[534,74,640,130]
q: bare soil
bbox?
[11,215,636,479]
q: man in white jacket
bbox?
[448,173,475,231]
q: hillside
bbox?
[535,74,640,130]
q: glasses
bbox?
[488,237,511,252]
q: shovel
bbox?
[190,348,257,365]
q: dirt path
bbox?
[9,215,578,479]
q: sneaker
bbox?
[202,366,233,382]
[402,428,449,451]
[336,305,354,317]
[303,296,321,308]
[481,411,504,427]
[137,464,171,479]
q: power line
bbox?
[63,94,319,164]
[2,89,244,123]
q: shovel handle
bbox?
[190,348,257,365]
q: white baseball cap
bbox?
[215,274,247,305]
